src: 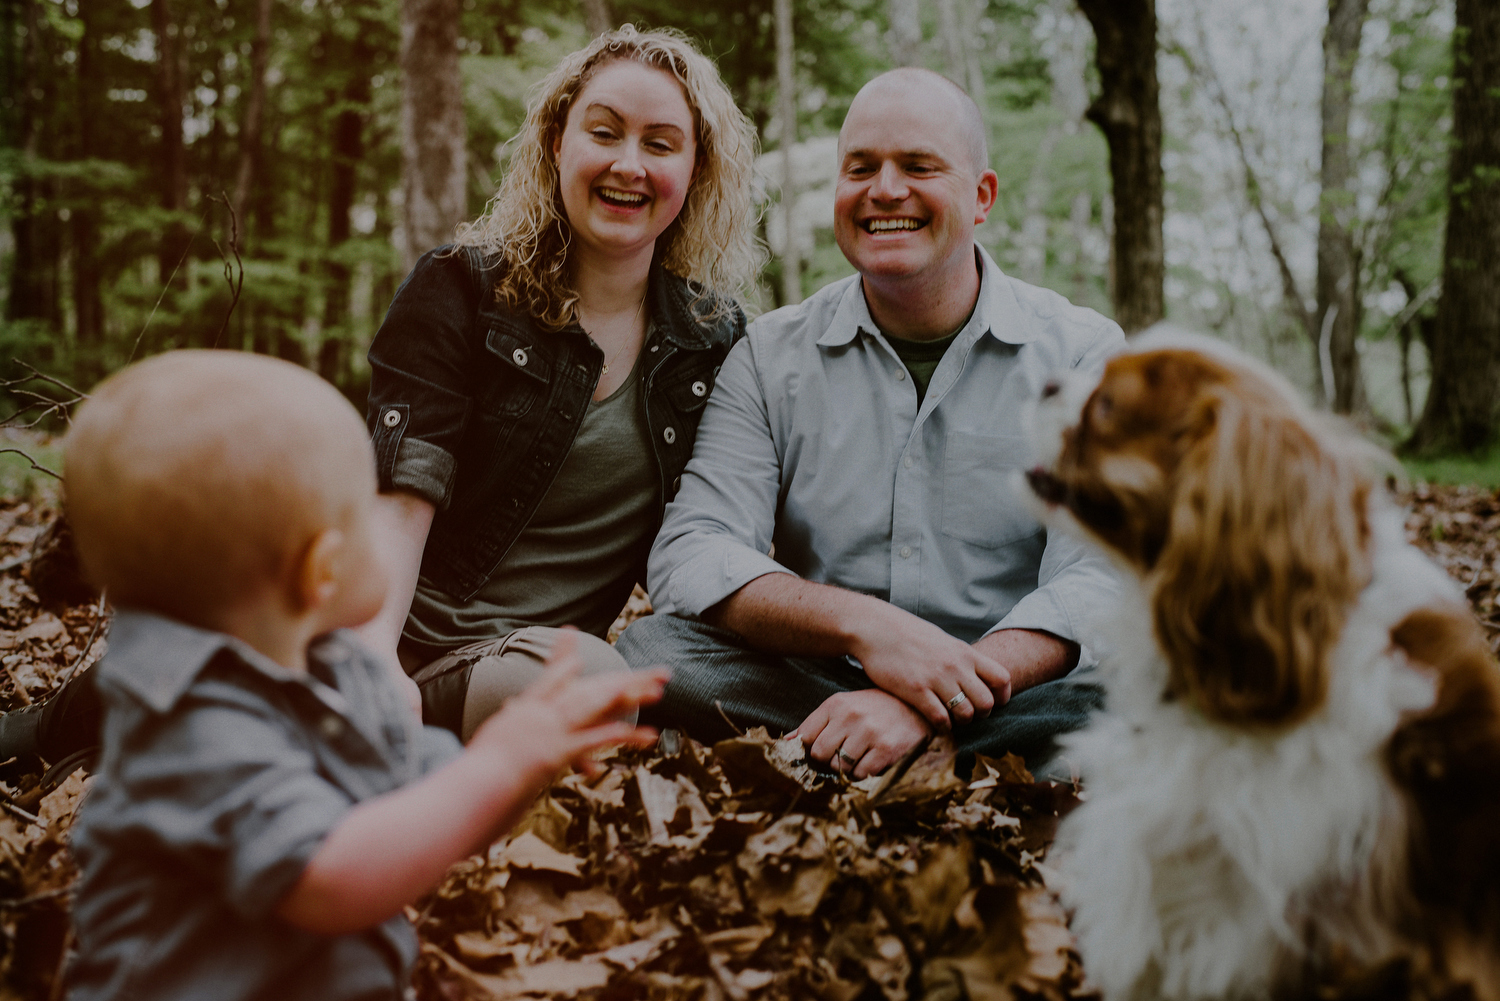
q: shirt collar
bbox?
[817,244,1040,348]
[100,609,325,715]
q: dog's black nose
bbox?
[1041,379,1062,399]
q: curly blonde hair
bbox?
[455,26,760,329]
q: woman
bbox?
[359,25,759,740]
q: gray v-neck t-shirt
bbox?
[402,359,659,658]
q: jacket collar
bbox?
[818,244,1040,348]
[647,258,740,351]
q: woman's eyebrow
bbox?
[582,102,687,136]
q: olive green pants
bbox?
[403,626,632,742]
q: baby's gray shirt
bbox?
[67,610,461,1001]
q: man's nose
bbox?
[868,161,908,201]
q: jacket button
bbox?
[382,409,402,428]
[650,344,659,352]
[663,427,677,444]
[691,380,707,397]
[672,476,682,493]
[512,348,528,367]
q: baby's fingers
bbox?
[567,722,660,765]
[560,666,670,728]
[528,629,585,699]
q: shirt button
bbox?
[382,409,401,428]
[691,380,707,397]
[319,715,345,740]
[663,427,677,444]
[512,347,528,367]
[896,370,907,381]
[902,455,913,469]
[899,546,912,559]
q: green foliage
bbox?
[1403,445,1500,487]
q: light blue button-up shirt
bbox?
[648,245,1126,664]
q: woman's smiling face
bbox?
[553,59,699,268]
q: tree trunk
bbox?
[1407,0,1500,455]
[775,0,800,306]
[1315,0,1370,415]
[400,0,467,274]
[1075,0,1164,334]
[231,0,273,255]
[151,0,190,290]
[887,0,922,68]
[5,0,52,326]
[72,0,103,358]
[581,0,612,37]
[322,55,370,387]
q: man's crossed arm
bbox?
[705,572,1077,778]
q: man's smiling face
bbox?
[833,74,995,288]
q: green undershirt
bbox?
[886,328,962,405]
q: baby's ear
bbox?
[293,528,344,613]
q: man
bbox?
[616,68,1125,778]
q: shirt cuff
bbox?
[387,437,456,508]
[660,543,795,617]
[984,586,1097,672]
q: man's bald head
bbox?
[841,68,988,175]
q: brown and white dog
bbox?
[1022,328,1500,1000]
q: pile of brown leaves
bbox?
[0,501,107,1000]
[0,483,1495,1000]
[413,731,1083,1001]
[1403,483,1500,654]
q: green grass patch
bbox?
[1402,445,1500,487]
[0,436,63,502]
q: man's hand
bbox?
[849,607,1012,731]
[789,688,931,779]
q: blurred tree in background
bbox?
[0,0,1485,452]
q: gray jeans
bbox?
[615,613,1102,776]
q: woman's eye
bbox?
[590,129,616,141]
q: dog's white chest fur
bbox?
[1055,513,1453,1000]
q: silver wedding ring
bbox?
[946,691,969,710]
[837,748,859,766]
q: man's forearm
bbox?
[971,629,1078,694]
[704,572,890,658]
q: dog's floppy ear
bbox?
[1150,385,1373,725]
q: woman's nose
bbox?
[612,142,646,179]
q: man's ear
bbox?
[974,168,999,224]
[293,528,344,614]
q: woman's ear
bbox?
[292,528,344,615]
[1150,390,1372,726]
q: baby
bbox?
[61,350,667,1000]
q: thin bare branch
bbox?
[206,191,245,349]
[0,449,62,480]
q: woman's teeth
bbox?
[599,189,648,207]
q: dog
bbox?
[1021,328,1500,1000]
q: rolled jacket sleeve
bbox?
[648,337,794,616]
[366,249,483,508]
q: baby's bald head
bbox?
[66,351,376,626]
[842,68,989,174]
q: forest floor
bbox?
[0,483,1496,1001]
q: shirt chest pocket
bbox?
[478,329,551,419]
[940,432,1042,549]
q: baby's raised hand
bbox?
[468,629,668,782]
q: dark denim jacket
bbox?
[366,246,744,602]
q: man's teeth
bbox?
[865,219,924,232]
[599,189,647,205]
